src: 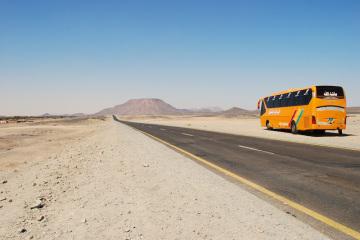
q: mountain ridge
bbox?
[96,98,187,116]
[95,98,255,116]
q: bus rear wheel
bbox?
[338,129,343,135]
[291,121,298,134]
[266,121,272,130]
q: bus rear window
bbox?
[316,86,344,98]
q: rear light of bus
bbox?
[312,116,316,124]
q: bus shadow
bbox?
[267,129,355,137]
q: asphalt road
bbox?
[116,118,360,234]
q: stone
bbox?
[30,199,45,209]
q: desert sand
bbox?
[123,114,360,151]
[0,117,330,239]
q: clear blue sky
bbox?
[1,0,359,115]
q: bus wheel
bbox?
[338,129,343,135]
[291,121,298,134]
[266,121,272,130]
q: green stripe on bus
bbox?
[295,109,304,126]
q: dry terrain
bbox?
[0,117,332,239]
[123,114,360,151]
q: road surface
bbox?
[116,118,360,237]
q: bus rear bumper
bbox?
[311,124,346,130]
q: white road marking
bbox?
[238,145,275,155]
[160,128,166,131]
[181,132,194,137]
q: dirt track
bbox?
[0,118,330,239]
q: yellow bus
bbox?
[258,85,346,135]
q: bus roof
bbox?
[259,85,315,99]
[259,85,344,100]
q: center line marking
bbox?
[238,145,275,155]
[181,132,194,137]
[160,128,166,131]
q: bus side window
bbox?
[289,91,297,106]
[260,100,266,115]
[303,88,312,105]
[265,97,271,108]
[269,96,275,108]
[275,95,281,107]
[279,94,283,107]
[297,90,305,106]
[298,89,311,105]
[274,95,280,108]
[284,92,291,107]
[295,90,302,105]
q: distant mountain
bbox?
[347,107,360,114]
[68,113,86,117]
[220,107,258,117]
[96,98,257,117]
[40,113,86,117]
[96,98,187,116]
[189,107,223,113]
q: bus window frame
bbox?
[264,88,313,108]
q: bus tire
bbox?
[266,120,272,130]
[291,121,298,134]
[338,129,343,135]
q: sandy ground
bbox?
[123,114,360,151]
[0,117,331,239]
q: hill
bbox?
[96,98,257,117]
[188,107,223,114]
[347,107,360,114]
[220,107,258,117]
[40,113,86,117]
[96,98,186,116]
